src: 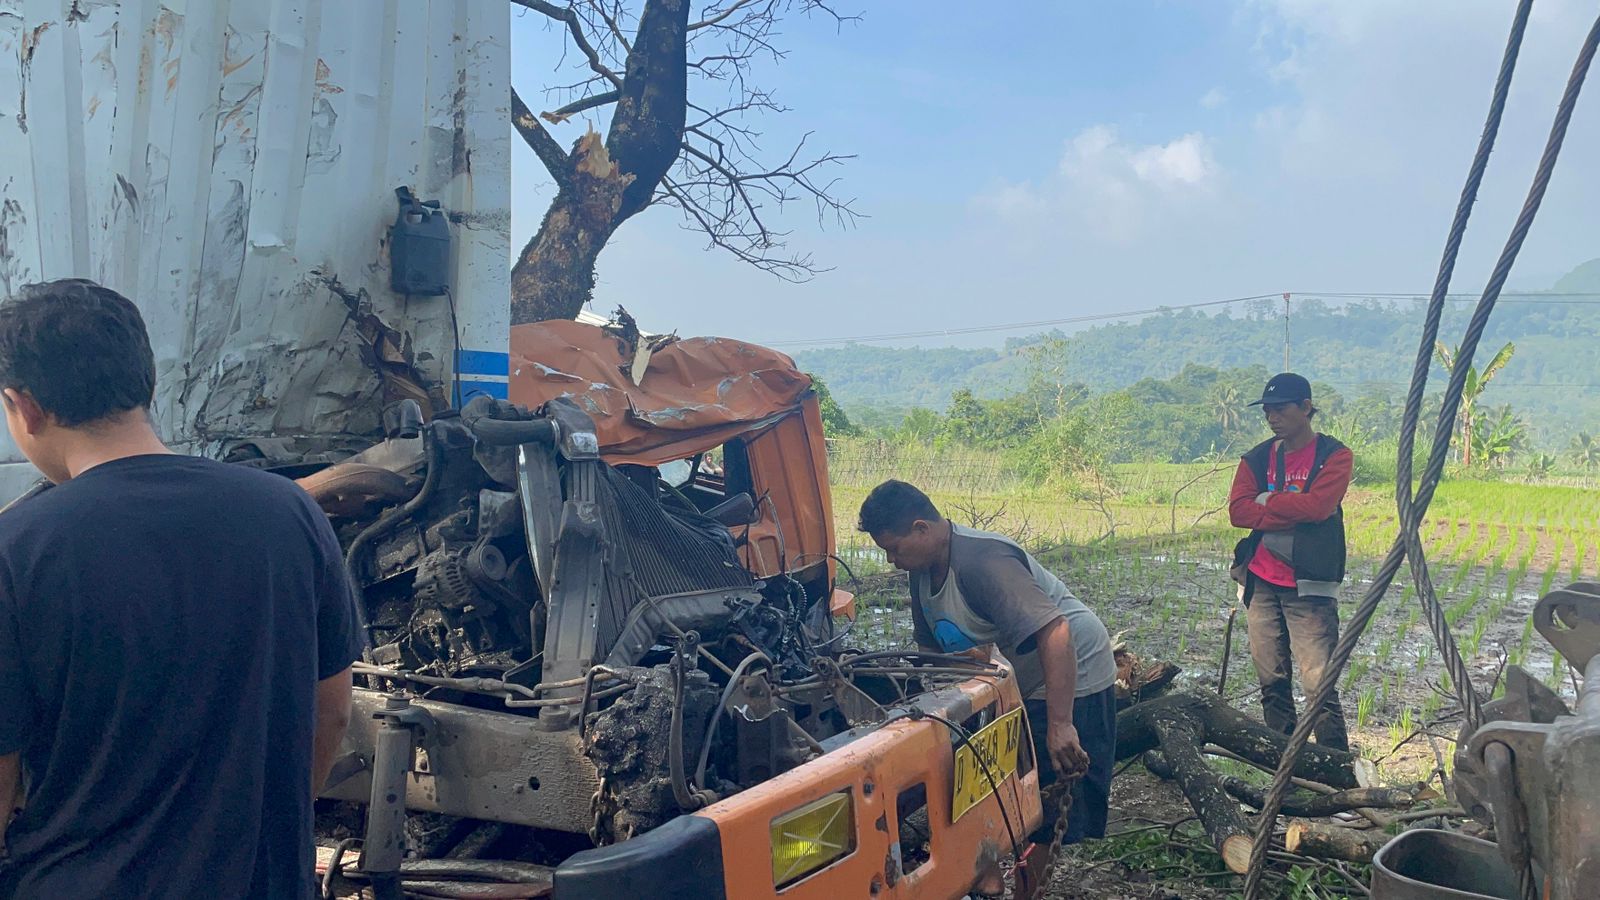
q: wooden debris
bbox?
[1144,751,1418,817]
[1284,819,1388,863]
[1116,690,1374,872]
[1113,644,1182,710]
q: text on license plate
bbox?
[950,707,1024,822]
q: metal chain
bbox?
[588,775,612,846]
[1003,777,1076,899]
[1035,778,1075,885]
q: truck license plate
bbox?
[950,707,1024,822]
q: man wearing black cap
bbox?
[1227,373,1352,750]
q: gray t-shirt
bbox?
[911,525,1115,701]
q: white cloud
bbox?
[1232,0,1600,288]
[1200,87,1228,109]
[976,126,1221,242]
[1130,133,1216,187]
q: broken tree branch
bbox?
[1116,691,1382,869]
[1199,741,1393,828]
[1149,716,1255,874]
[512,0,625,87]
[543,89,622,123]
[1117,691,1366,789]
[512,88,574,190]
[1144,752,1417,817]
[1284,819,1387,864]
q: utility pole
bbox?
[1282,292,1291,371]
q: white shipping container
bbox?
[0,0,510,498]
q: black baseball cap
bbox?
[1248,372,1312,406]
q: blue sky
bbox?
[510,1,1599,347]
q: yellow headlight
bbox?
[770,790,855,888]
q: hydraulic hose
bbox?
[694,651,774,789]
[668,649,715,811]
[344,423,445,655]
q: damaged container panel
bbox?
[0,0,510,498]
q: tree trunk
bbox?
[510,133,633,324]
[1117,691,1364,789]
[1148,716,1256,873]
[1284,819,1388,863]
[605,0,689,224]
[510,0,690,324]
[1144,751,1416,817]
[1116,691,1375,872]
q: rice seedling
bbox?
[1539,564,1559,600]
[1357,687,1378,729]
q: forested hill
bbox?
[793,260,1600,440]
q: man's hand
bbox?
[1047,720,1089,778]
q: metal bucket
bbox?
[1371,830,1521,900]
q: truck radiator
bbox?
[569,462,755,657]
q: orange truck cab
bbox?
[507,320,1044,898]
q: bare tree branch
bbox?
[543,89,622,123]
[596,1,634,55]
[688,0,762,31]
[659,175,820,281]
[511,0,625,88]
[512,87,574,190]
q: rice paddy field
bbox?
[825,440,1596,898]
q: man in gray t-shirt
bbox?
[859,480,1116,869]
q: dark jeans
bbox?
[1024,684,1115,845]
[1246,581,1350,751]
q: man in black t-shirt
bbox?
[0,279,363,899]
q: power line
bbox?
[1322,380,1594,389]
[768,290,1600,348]
[765,293,1280,347]
[1300,291,1600,301]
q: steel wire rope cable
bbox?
[1242,5,1600,898]
[1387,0,1550,735]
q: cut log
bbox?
[1117,691,1364,789]
[1284,819,1388,863]
[1143,752,1416,817]
[1116,691,1381,869]
[1148,713,1255,873]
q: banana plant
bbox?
[1435,340,1515,467]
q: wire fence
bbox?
[829,439,1236,495]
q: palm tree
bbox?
[1210,385,1243,433]
[1571,431,1600,471]
[1435,340,1515,467]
